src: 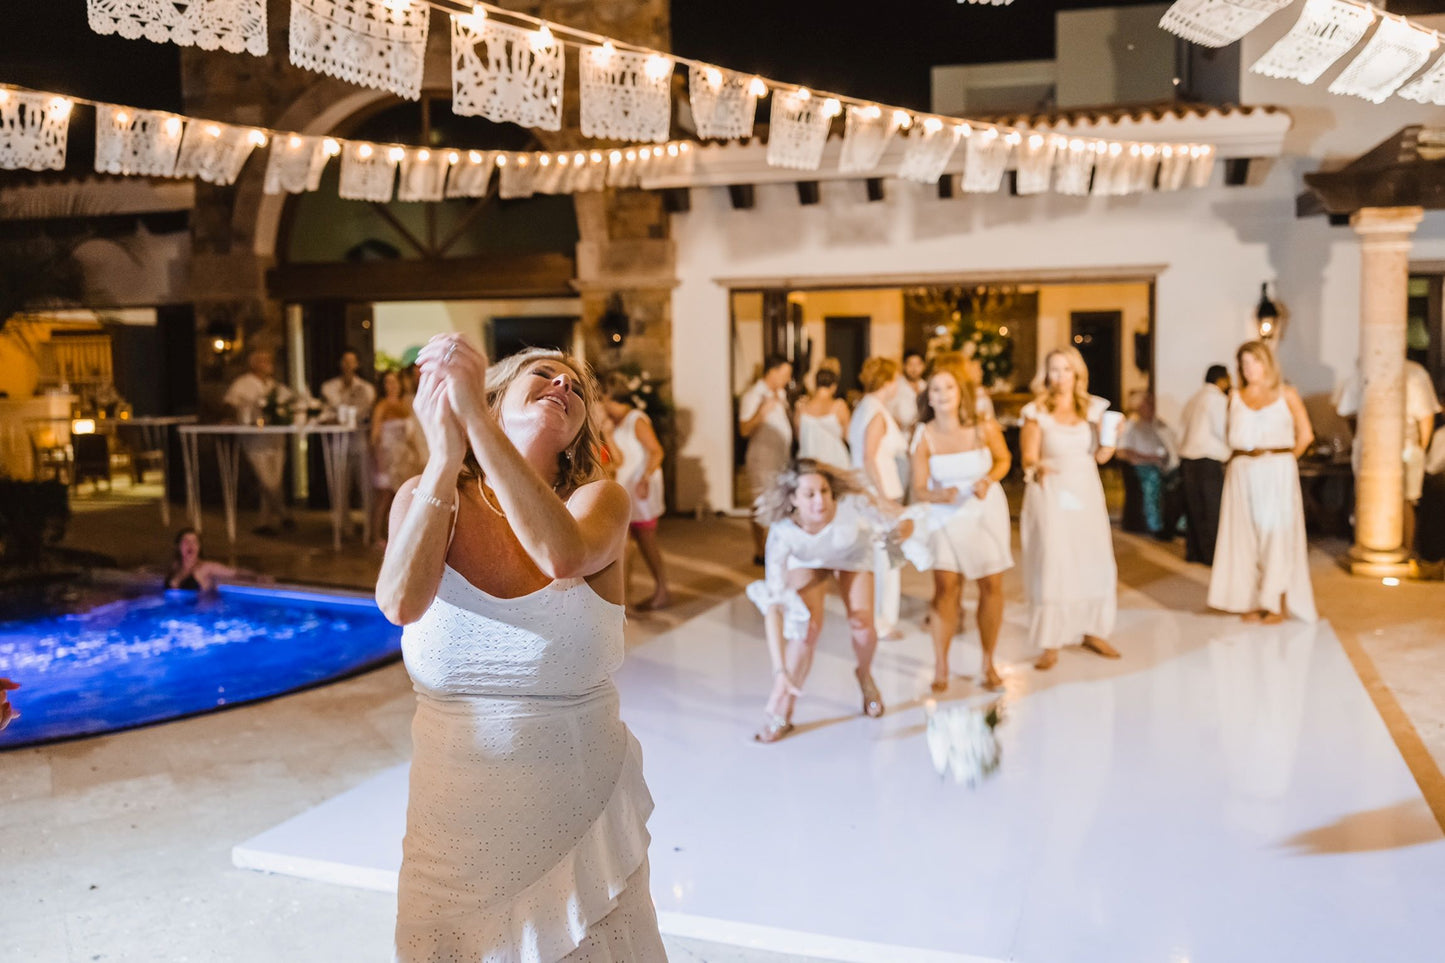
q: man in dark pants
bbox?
[1177,364,1232,564]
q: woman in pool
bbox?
[165,528,263,592]
[376,336,665,961]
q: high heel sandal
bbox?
[856,668,885,718]
[753,713,794,743]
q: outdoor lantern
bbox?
[600,294,630,347]
[1255,282,1280,339]
[207,317,238,358]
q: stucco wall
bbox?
[668,163,1445,514]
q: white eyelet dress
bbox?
[395,565,665,963]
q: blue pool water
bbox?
[0,584,401,749]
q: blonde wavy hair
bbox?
[1031,346,1093,419]
[1236,339,1281,390]
[918,360,980,428]
[460,348,604,497]
[753,458,868,527]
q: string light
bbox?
[417,148,430,161]
[529,23,553,50]
[358,143,373,159]
[164,116,182,137]
[249,129,268,147]
[322,138,341,156]
[748,77,769,98]
[644,55,673,81]
[703,67,723,89]
[388,147,406,162]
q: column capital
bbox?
[1350,206,1425,241]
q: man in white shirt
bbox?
[1177,364,1231,564]
[223,348,295,535]
[739,354,793,565]
[319,348,377,533]
[1335,358,1442,549]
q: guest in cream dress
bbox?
[739,355,794,565]
[1020,347,1121,671]
[848,357,909,639]
[377,340,664,962]
[1208,341,1317,623]
[795,365,852,470]
[601,373,671,611]
[910,360,1013,692]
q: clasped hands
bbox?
[413,334,491,467]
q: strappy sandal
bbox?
[753,713,795,743]
[856,668,885,718]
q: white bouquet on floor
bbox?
[925,699,1002,787]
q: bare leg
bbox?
[976,573,1004,689]
[1259,592,1286,625]
[837,570,883,717]
[630,524,672,610]
[756,572,827,742]
[930,571,962,691]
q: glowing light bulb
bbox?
[207,124,222,138]
[1005,131,1021,146]
[859,105,881,120]
[666,143,679,157]
[388,147,405,162]
[795,87,811,102]
[1028,134,1044,149]
[539,154,551,167]
[981,127,998,141]
[459,3,486,29]
[114,110,130,126]
[624,149,637,161]
[893,110,912,129]
[1128,144,1141,156]
[651,146,664,158]
[447,150,459,165]
[0,90,9,105]
[645,55,673,82]
[922,117,943,134]
[516,155,528,167]
[573,152,585,165]
[323,138,341,156]
[164,117,183,137]
[249,129,268,147]
[530,23,553,49]
[955,124,968,136]
[1142,144,1155,157]
[288,135,303,149]
[609,150,622,163]
[358,143,374,160]
[1109,142,1123,156]
[822,98,842,118]
[589,151,602,163]
[496,154,507,166]
[1069,138,1084,152]
[417,148,430,161]
[50,98,72,117]
[704,67,723,89]
[679,142,691,152]
[748,77,768,98]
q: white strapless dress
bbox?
[395,566,665,962]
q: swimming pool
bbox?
[0,583,400,749]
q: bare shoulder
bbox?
[567,477,631,515]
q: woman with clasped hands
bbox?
[375,334,666,962]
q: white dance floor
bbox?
[236,593,1445,962]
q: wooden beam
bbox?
[267,253,577,302]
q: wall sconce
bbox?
[600,294,630,348]
[1255,282,1280,339]
[207,317,238,359]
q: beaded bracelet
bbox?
[413,490,455,513]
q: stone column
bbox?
[1347,206,1423,576]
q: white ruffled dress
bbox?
[745,495,929,641]
[395,565,664,963]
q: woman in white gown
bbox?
[795,365,852,469]
[1020,347,1122,670]
[746,459,920,743]
[848,357,908,639]
[910,360,1013,692]
[601,373,671,611]
[377,338,665,962]
[1207,341,1317,623]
